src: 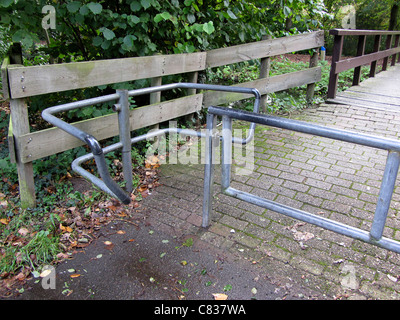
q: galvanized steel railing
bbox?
[41,83,260,205]
[203,106,400,253]
[43,81,400,253]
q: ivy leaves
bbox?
[0,0,269,61]
[67,2,102,15]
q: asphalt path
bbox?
[15,219,288,302]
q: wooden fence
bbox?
[327,29,400,99]
[1,31,324,208]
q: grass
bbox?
[0,102,149,288]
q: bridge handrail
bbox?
[327,29,400,99]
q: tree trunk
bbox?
[389,4,399,30]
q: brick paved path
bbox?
[141,102,400,300]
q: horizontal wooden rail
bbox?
[7,52,207,99]
[16,94,203,163]
[330,29,400,36]
[327,29,400,99]
[334,47,400,74]
[3,31,324,99]
[206,31,324,68]
[2,31,323,207]
[203,67,321,106]
[15,66,322,163]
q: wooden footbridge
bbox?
[326,29,400,112]
[328,64,400,111]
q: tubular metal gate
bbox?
[202,106,400,254]
[42,83,400,254]
[42,83,260,205]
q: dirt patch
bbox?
[69,177,93,194]
[277,53,332,65]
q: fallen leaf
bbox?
[0,218,9,225]
[108,205,117,212]
[387,274,398,282]
[292,231,314,242]
[18,228,29,236]
[70,274,81,278]
[40,269,52,278]
[104,240,114,250]
[117,230,126,235]
[14,272,26,281]
[59,224,73,233]
[287,223,314,242]
[212,293,228,300]
[132,201,140,208]
[56,252,69,260]
[180,260,188,266]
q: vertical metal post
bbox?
[370,151,400,241]
[221,115,232,191]
[202,112,217,228]
[115,89,133,194]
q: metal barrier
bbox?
[202,106,400,253]
[41,83,260,205]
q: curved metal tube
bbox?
[42,83,261,204]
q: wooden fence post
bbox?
[10,98,36,208]
[185,71,199,125]
[327,34,344,99]
[370,34,382,78]
[353,35,366,86]
[7,43,36,208]
[392,35,400,66]
[259,35,271,113]
[382,34,393,71]
[149,76,162,147]
[306,49,319,105]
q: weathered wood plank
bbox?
[330,29,400,36]
[8,52,206,99]
[203,67,321,106]
[327,96,400,113]
[327,64,400,112]
[206,31,324,68]
[6,32,323,99]
[1,56,10,99]
[337,90,400,106]
[10,98,36,207]
[7,116,16,163]
[335,47,400,74]
[17,94,203,163]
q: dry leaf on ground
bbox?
[212,293,228,300]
